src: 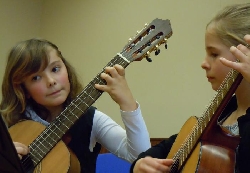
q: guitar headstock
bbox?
[120,18,173,62]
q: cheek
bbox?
[60,75,69,84]
[218,65,231,82]
[59,74,70,91]
[26,84,46,101]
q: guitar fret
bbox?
[30,146,44,165]
[68,109,83,121]
[45,126,61,140]
[46,134,57,144]
[28,148,39,165]
[44,138,54,147]
[53,125,65,137]
[63,116,74,128]
[57,115,71,130]
[68,103,84,120]
[71,102,85,114]
[95,76,106,85]
[30,128,65,165]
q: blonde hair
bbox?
[207,3,250,47]
[0,38,83,127]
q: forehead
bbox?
[47,48,61,63]
[205,27,227,50]
[22,47,60,75]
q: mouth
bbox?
[48,90,61,96]
[207,76,215,82]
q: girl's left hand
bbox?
[95,64,137,111]
[220,34,250,83]
[13,142,29,159]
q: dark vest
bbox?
[67,106,101,173]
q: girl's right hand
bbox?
[13,142,29,159]
[133,157,173,173]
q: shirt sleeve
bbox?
[90,102,150,163]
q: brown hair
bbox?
[0,38,83,127]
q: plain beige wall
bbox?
[0,0,249,137]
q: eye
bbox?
[52,66,60,73]
[211,53,219,58]
[32,75,41,81]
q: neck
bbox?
[233,79,250,118]
[222,79,250,126]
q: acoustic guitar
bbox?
[9,18,173,173]
[167,66,242,172]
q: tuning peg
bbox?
[146,56,152,62]
[146,51,152,62]
[128,38,132,42]
[155,49,160,55]
[164,38,168,49]
[154,45,160,55]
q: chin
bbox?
[214,87,220,91]
[211,84,219,91]
[51,98,67,107]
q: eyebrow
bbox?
[49,60,62,66]
[206,46,218,51]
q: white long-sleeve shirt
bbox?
[90,103,151,162]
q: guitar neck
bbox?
[29,54,130,166]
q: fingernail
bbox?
[230,46,237,51]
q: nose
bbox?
[201,56,210,70]
[46,75,56,87]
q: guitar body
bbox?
[9,120,80,173]
[167,116,237,173]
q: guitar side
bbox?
[9,120,80,173]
